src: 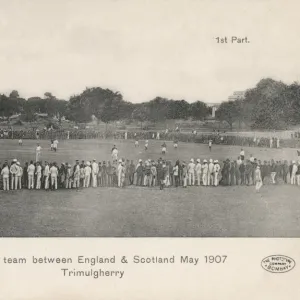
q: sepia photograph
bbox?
[1,0,300,238]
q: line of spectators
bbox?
[1,155,300,191]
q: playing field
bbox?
[0,138,299,237]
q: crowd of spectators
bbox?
[1,127,300,149]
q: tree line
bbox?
[1,78,300,130]
[0,87,211,126]
[216,78,300,130]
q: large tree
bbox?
[131,105,150,129]
[188,101,209,120]
[215,101,241,130]
[66,87,126,124]
[9,90,20,98]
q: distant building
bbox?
[206,103,220,118]
[228,91,245,101]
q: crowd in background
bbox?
[1,127,300,149]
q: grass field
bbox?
[0,138,300,237]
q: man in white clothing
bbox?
[44,162,50,190]
[35,162,42,189]
[240,148,245,161]
[213,160,220,186]
[290,161,298,185]
[53,139,59,152]
[1,163,10,191]
[208,139,212,152]
[202,159,208,186]
[237,156,242,166]
[73,160,80,189]
[111,146,118,162]
[91,159,99,188]
[84,161,91,188]
[27,161,35,189]
[188,158,195,186]
[255,166,263,192]
[195,159,202,186]
[10,159,18,190]
[207,159,214,186]
[50,163,58,190]
[36,143,42,162]
[117,159,123,187]
[16,162,23,189]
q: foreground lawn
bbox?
[0,184,299,237]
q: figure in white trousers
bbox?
[255,166,263,192]
[202,160,208,186]
[84,162,91,188]
[213,160,220,186]
[290,161,298,185]
[10,159,18,190]
[188,158,195,186]
[195,159,202,186]
[208,159,214,186]
[50,164,58,190]
[36,163,42,189]
[27,161,35,189]
[16,162,22,189]
[51,175,58,190]
[117,160,123,187]
[91,160,99,188]
[73,162,80,189]
[1,165,10,191]
[44,163,50,190]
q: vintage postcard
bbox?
[0,0,299,299]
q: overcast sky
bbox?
[0,0,299,103]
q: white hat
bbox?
[86,161,91,166]
[196,159,200,163]
[93,159,96,161]
[139,159,142,163]
[13,159,17,162]
[190,158,194,162]
[214,160,218,163]
[203,159,207,163]
[292,160,296,164]
[119,159,122,163]
[256,166,260,169]
[68,164,72,168]
[17,162,20,165]
[209,159,213,163]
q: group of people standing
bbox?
[219,149,300,190]
[1,144,300,192]
[0,157,222,191]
